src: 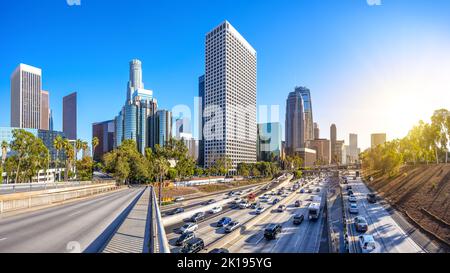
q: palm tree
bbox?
[154,157,170,206]
[62,139,75,181]
[75,139,83,179]
[81,141,89,158]
[53,135,64,182]
[92,137,99,159]
[1,140,8,165]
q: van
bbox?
[180,238,205,253]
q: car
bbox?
[307,189,313,193]
[239,201,250,209]
[315,188,320,193]
[277,205,287,212]
[348,190,354,195]
[203,199,216,205]
[307,195,315,201]
[367,193,377,203]
[348,195,357,203]
[235,191,243,195]
[250,202,259,209]
[217,217,232,227]
[180,223,198,233]
[209,206,222,214]
[209,248,229,253]
[272,198,280,205]
[264,224,282,240]
[167,207,184,215]
[255,206,266,214]
[190,212,205,222]
[174,197,185,202]
[293,214,304,225]
[175,231,195,246]
[263,185,270,190]
[232,197,242,204]
[354,216,369,232]
[294,200,302,207]
[180,238,205,253]
[228,191,235,196]
[346,186,352,191]
[299,189,305,193]
[349,203,359,214]
[358,235,376,253]
[225,221,240,233]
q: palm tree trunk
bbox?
[15,157,22,183]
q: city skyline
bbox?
[1,0,450,149]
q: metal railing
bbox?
[149,186,170,253]
[0,184,119,214]
[0,181,101,194]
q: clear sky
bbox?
[1,0,449,150]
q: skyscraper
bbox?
[257,122,282,162]
[156,110,172,147]
[115,59,158,154]
[371,133,387,148]
[285,89,305,155]
[63,92,77,140]
[204,21,257,171]
[92,120,115,162]
[198,75,205,167]
[296,86,314,142]
[49,109,54,131]
[40,90,49,130]
[330,124,337,163]
[349,133,359,163]
[10,64,42,129]
[314,122,320,139]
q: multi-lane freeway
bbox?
[0,187,143,253]
[342,172,424,253]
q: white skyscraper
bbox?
[204,21,257,172]
[10,64,42,129]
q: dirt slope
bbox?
[365,164,450,247]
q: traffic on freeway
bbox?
[341,172,424,253]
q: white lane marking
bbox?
[68,211,83,217]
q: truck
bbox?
[308,197,322,220]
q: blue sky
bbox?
[1,0,450,149]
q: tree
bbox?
[92,137,99,159]
[154,156,170,206]
[53,135,64,182]
[76,156,94,181]
[237,162,250,177]
[1,140,7,165]
[62,139,75,181]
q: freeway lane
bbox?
[343,173,423,253]
[0,187,143,253]
[227,178,327,253]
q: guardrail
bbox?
[149,186,171,253]
[0,181,101,193]
[0,183,120,214]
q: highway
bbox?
[342,173,424,253]
[0,187,143,253]
[227,178,328,253]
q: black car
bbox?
[272,198,280,205]
[367,193,377,203]
[348,190,354,196]
[190,212,205,222]
[293,214,304,225]
[264,224,282,240]
[209,248,229,253]
[168,207,184,215]
[294,200,302,207]
[203,199,216,205]
[180,238,205,253]
[175,231,195,246]
[346,186,352,191]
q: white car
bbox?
[239,202,250,209]
[210,206,223,214]
[358,235,377,253]
[255,206,266,214]
[348,195,357,203]
[232,198,242,204]
[349,203,359,214]
[174,197,185,202]
[180,223,198,234]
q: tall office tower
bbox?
[49,109,54,131]
[10,64,42,129]
[198,75,205,167]
[349,133,359,163]
[92,120,115,162]
[330,124,337,163]
[115,60,158,154]
[285,89,305,156]
[204,21,257,171]
[63,92,77,140]
[371,133,387,148]
[257,122,282,162]
[40,90,49,130]
[296,86,314,141]
[175,116,190,139]
[156,110,172,147]
[314,122,320,139]
[335,140,344,164]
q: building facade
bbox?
[40,90,49,130]
[198,74,205,167]
[92,120,115,162]
[296,86,314,142]
[63,92,77,140]
[371,133,387,148]
[156,110,172,147]
[257,122,282,162]
[204,21,257,171]
[330,124,337,163]
[307,138,331,165]
[10,64,42,129]
[314,122,320,139]
[285,89,305,155]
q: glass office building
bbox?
[257,122,282,162]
